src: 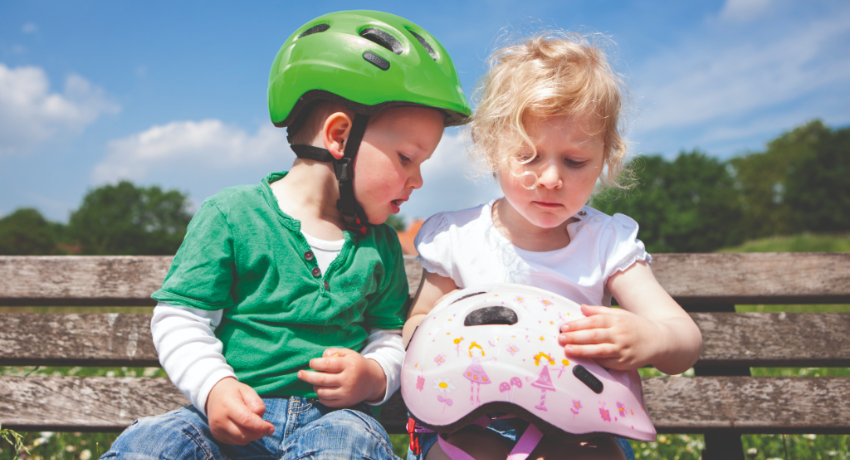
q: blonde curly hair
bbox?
[469,31,630,189]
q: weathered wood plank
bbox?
[651,253,850,305]
[0,376,188,432]
[3,376,849,434]
[0,313,159,367]
[4,313,849,367]
[695,312,850,368]
[0,256,173,306]
[1,253,849,306]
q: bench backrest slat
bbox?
[3,312,849,368]
[2,254,848,306]
[3,375,849,434]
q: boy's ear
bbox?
[322,112,352,160]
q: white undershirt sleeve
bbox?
[360,328,405,405]
[151,302,236,416]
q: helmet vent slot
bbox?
[573,365,604,394]
[363,51,390,71]
[360,28,403,55]
[464,307,518,326]
[407,29,437,60]
[298,23,330,39]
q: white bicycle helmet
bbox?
[402,284,656,458]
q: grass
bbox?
[3,232,849,459]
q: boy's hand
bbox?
[557,304,663,370]
[206,377,275,445]
[298,348,386,408]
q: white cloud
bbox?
[21,23,38,34]
[634,7,850,137]
[92,120,293,183]
[720,0,774,22]
[0,63,119,156]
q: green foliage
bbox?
[0,208,60,255]
[0,425,29,459]
[68,181,193,255]
[719,232,850,253]
[730,120,850,238]
[385,214,406,232]
[595,151,745,253]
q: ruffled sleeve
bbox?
[599,213,652,283]
[414,212,454,279]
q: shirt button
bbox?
[311,267,321,278]
[304,251,314,261]
[323,281,330,290]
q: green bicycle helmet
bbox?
[268,10,472,234]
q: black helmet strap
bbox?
[290,113,371,235]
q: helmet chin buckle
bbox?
[333,158,352,182]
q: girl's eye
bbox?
[398,153,412,164]
[565,158,587,167]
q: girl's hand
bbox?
[297,348,386,407]
[557,304,663,370]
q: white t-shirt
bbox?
[414,200,651,307]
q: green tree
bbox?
[783,121,850,232]
[384,214,406,232]
[594,151,745,253]
[0,208,60,255]
[68,181,193,255]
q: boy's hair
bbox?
[469,31,630,188]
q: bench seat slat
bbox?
[2,376,849,434]
[1,254,849,306]
[3,313,849,368]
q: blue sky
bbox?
[2,0,849,222]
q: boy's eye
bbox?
[398,153,412,164]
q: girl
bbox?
[403,32,703,460]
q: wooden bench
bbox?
[1,253,849,460]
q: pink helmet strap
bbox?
[436,423,544,460]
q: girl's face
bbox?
[496,113,605,230]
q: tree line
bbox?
[593,120,849,253]
[1,120,847,256]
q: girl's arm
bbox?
[558,261,703,375]
[402,270,458,347]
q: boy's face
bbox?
[352,107,444,225]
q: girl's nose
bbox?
[537,162,563,189]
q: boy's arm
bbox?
[360,328,404,404]
[151,303,236,414]
[153,303,274,444]
[402,270,458,346]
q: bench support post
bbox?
[689,303,747,460]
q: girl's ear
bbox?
[322,112,352,160]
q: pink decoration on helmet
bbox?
[401,283,656,443]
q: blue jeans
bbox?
[407,418,635,460]
[102,397,398,460]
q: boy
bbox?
[101,10,470,459]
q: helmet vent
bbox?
[363,51,390,71]
[573,365,604,394]
[407,29,437,61]
[464,307,518,326]
[298,23,330,39]
[360,28,403,55]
